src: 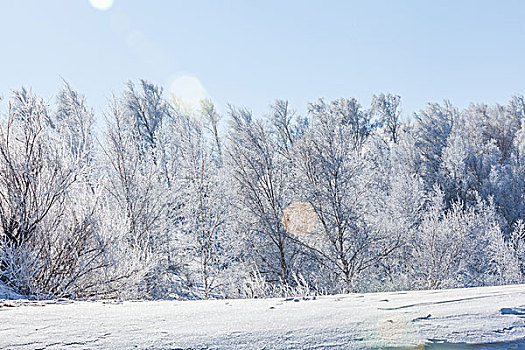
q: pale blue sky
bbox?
[1,0,524,119]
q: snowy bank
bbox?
[1,284,525,349]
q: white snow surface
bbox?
[2,284,525,349]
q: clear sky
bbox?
[1,0,524,120]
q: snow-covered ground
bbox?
[1,284,525,349]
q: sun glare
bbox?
[89,0,114,11]
[169,75,208,111]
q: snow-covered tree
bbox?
[371,93,402,143]
[172,108,233,298]
[224,101,314,292]
[0,86,107,298]
[1,81,523,300]
[293,98,398,293]
[100,81,174,298]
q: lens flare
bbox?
[169,75,208,111]
[282,202,317,236]
[89,0,114,11]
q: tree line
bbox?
[0,80,523,299]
